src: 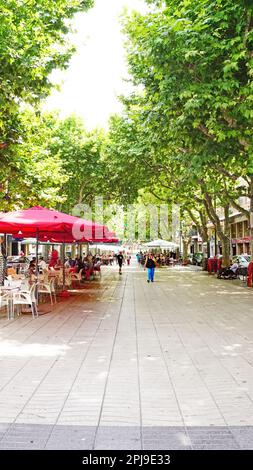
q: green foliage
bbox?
[103,114,155,205]
[101,0,253,261]
[113,0,253,209]
[48,115,107,212]
[0,0,94,212]
[0,110,68,210]
[124,0,253,176]
[0,0,93,144]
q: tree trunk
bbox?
[219,205,231,268]
[202,190,231,267]
[183,239,189,262]
[186,208,209,270]
[199,210,208,270]
[221,236,231,268]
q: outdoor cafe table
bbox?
[0,281,22,319]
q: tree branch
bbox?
[228,197,250,220]
[222,183,250,220]
[197,125,214,139]
[149,189,167,202]
[211,165,239,181]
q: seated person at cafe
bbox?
[54,258,62,269]
[75,256,83,272]
[65,256,75,268]
[38,256,47,271]
[19,251,27,263]
[229,260,239,274]
[7,267,19,279]
[218,260,239,278]
[49,249,59,268]
[29,257,36,274]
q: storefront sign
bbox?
[232,237,251,244]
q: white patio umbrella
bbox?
[143,239,179,249]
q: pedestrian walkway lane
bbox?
[0,263,253,449]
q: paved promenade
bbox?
[1,262,253,449]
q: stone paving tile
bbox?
[143,442,191,450]
[230,426,253,449]
[0,424,11,433]
[142,426,191,450]
[192,444,239,450]
[1,265,253,449]
[45,436,95,450]
[94,440,142,450]
[0,422,53,449]
[96,426,141,440]
[0,442,46,450]
[186,426,240,450]
[45,442,93,450]
[45,425,96,450]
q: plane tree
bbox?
[115,0,253,263]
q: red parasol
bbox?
[0,206,111,242]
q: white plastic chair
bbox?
[43,268,49,281]
[94,262,102,278]
[0,292,9,318]
[13,283,38,319]
[49,278,57,303]
[57,271,72,290]
[20,278,30,292]
[38,281,53,305]
[19,263,29,275]
[71,268,84,285]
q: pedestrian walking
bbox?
[145,253,156,283]
[127,254,131,265]
[117,251,124,275]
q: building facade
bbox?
[189,197,251,257]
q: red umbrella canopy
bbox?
[0,206,109,242]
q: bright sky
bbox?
[44,0,149,129]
